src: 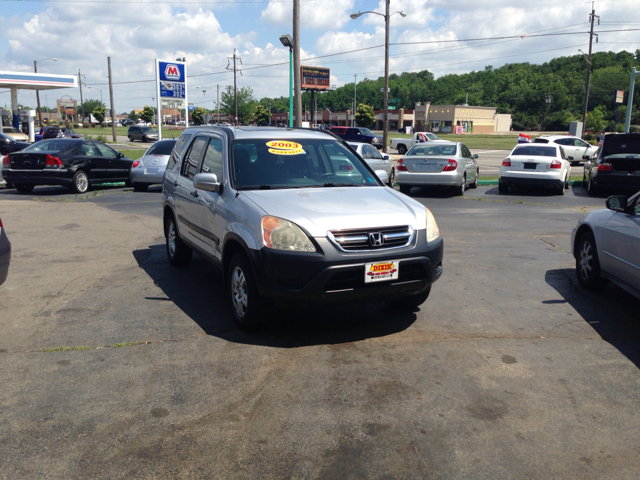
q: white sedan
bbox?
[499,143,571,195]
[571,190,640,299]
[347,141,395,186]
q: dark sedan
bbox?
[0,132,30,155]
[42,127,85,140]
[2,139,133,194]
[584,133,640,196]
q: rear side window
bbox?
[182,136,208,179]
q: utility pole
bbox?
[382,0,390,153]
[227,50,242,125]
[78,69,85,123]
[108,57,116,141]
[293,0,302,127]
[353,74,357,127]
[217,84,220,124]
[624,67,637,133]
[581,2,599,131]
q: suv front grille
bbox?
[327,225,414,252]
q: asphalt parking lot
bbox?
[1,182,639,478]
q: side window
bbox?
[461,145,471,158]
[201,137,224,179]
[575,139,588,147]
[182,136,208,179]
[364,144,378,159]
[95,143,117,158]
[83,142,102,156]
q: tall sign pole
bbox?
[155,59,162,139]
[624,68,637,134]
[157,58,187,134]
[383,0,390,153]
[108,57,116,142]
[581,3,599,130]
[293,0,302,127]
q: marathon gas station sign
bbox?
[155,59,188,137]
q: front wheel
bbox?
[228,253,271,330]
[15,184,34,193]
[456,175,466,196]
[470,170,479,188]
[396,145,407,155]
[72,170,90,194]
[387,168,395,187]
[128,136,133,142]
[576,231,608,290]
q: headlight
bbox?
[425,208,440,243]
[261,216,316,252]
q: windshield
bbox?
[3,127,19,134]
[425,133,440,140]
[23,139,76,153]
[359,128,374,136]
[146,140,176,156]
[407,144,457,156]
[231,138,380,190]
[141,127,156,132]
[512,145,557,157]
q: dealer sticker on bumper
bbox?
[365,260,399,283]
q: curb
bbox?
[477,180,584,186]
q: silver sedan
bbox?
[571,189,640,299]
[129,139,177,191]
[395,142,479,196]
[347,141,395,186]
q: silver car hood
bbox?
[242,187,426,237]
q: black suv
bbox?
[584,133,640,196]
[127,126,158,142]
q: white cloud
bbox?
[260,0,356,31]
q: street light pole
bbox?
[350,3,405,154]
[279,34,295,128]
[34,57,57,127]
[353,74,357,127]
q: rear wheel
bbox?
[396,145,407,155]
[387,168,395,187]
[133,183,149,192]
[228,253,271,330]
[399,184,412,195]
[165,214,192,267]
[72,170,89,194]
[576,231,608,290]
[15,184,34,193]
[587,176,598,196]
[498,179,508,194]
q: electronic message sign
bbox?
[301,66,330,91]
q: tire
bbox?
[470,170,478,189]
[228,252,271,330]
[5,182,14,189]
[72,170,90,194]
[15,184,34,193]
[393,286,432,310]
[399,184,412,195]
[387,168,395,187]
[498,179,508,194]
[576,231,608,290]
[165,214,192,267]
[556,175,565,196]
[128,136,133,142]
[133,183,149,192]
[587,176,598,196]
[397,144,407,155]
[456,175,466,196]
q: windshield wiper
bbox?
[323,182,359,187]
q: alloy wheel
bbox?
[579,240,594,280]
[231,266,248,318]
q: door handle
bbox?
[190,190,198,197]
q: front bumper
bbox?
[248,230,443,303]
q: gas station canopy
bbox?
[0,71,77,91]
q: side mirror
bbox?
[567,156,574,160]
[383,154,390,160]
[472,154,479,159]
[193,172,222,193]
[606,195,628,213]
[116,152,124,158]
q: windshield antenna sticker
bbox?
[266,141,305,155]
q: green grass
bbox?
[78,126,183,139]
[387,133,529,150]
[42,346,92,352]
[116,149,146,160]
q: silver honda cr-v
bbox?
[162,126,443,329]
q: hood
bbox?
[242,187,426,237]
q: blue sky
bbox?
[0,0,638,113]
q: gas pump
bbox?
[20,109,36,142]
[0,108,11,132]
